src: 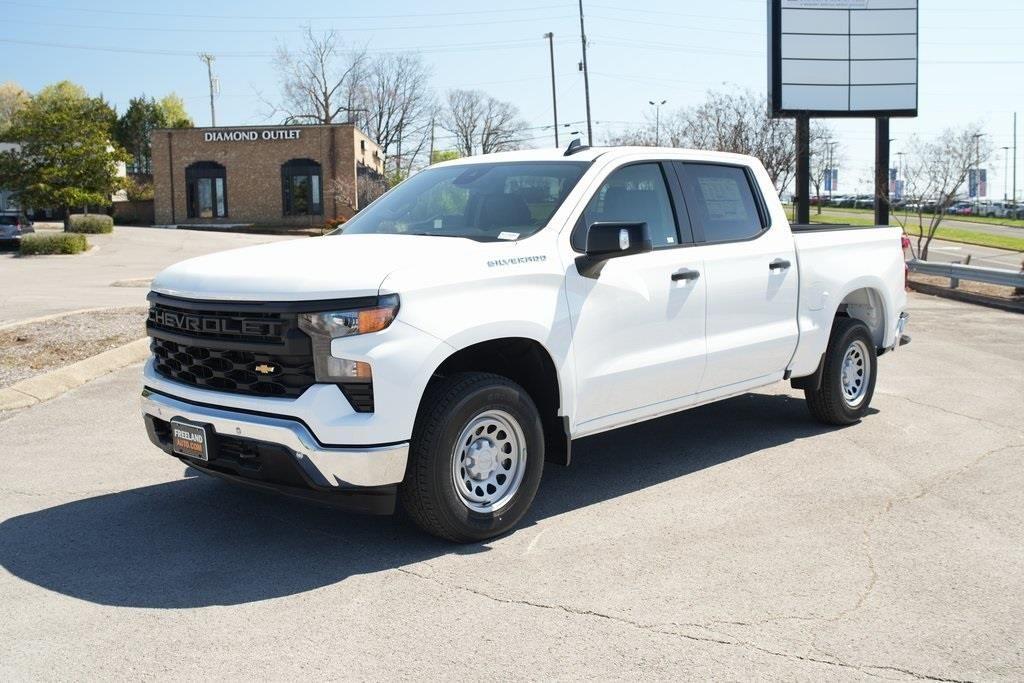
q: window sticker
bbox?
[497,231,520,241]
[697,177,747,221]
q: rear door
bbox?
[565,162,706,427]
[673,162,799,392]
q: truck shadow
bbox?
[0,392,863,609]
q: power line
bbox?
[0,0,578,21]
[0,36,546,57]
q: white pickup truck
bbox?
[142,144,909,542]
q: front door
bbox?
[565,162,707,428]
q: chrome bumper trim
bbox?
[141,388,408,488]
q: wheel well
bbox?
[427,338,570,466]
[836,287,886,349]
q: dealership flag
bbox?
[969,169,988,198]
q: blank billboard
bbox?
[768,0,918,117]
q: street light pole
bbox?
[648,99,666,146]
[543,33,559,147]
[1002,146,1011,201]
[973,132,985,211]
[577,0,593,146]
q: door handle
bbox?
[769,258,791,271]
[671,268,700,282]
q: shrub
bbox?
[19,233,89,255]
[67,213,114,234]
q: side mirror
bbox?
[575,221,653,278]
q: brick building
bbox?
[151,123,385,228]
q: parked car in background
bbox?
[979,201,1017,219]
[947,200,972,216]
[0,213,34,247]
[853,195,875,210]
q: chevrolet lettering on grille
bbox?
[149,308,283,338]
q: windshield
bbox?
[337,161,590,242]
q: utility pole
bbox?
[1014,112,1018,207]
[577,0,593,146]
[198,53,217,127]
[649,99,666,146]
[544,32,560,147]
[428,117,435,165]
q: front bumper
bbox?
[141,388,409,509]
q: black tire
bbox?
[804,317,878,426]
[400,372,545,543]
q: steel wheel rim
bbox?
[840,339,870,408]
[451,409,526,513]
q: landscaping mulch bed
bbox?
[0,307,148,388]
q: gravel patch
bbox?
[0,307,148,388]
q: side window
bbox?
[677,163,765,243]
[582,163,679,250]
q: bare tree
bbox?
[267,27,367,124]
[440,89,526,157]
[895,124,991,260]
[608,89,796,193]
[354,53,434,173]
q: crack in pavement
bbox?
[395,566,972,682]
[876,392,1022,436]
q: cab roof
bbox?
[431,145,761,169]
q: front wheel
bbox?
[804,317,878,426]
[400,372,545,543]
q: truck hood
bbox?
[151,233,488,302]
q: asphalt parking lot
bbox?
[0,226,292,325]
[0,292,1021,679]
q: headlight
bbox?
[298,295,399,383]
[298,294,399,340]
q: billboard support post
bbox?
[768,0,918,227]
[875,117,890,227]
[796,114,810,225]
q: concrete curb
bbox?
[0,338,150,411]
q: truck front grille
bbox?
[146,293,379,409]
[147,294,317,400]
[150,338,315,398]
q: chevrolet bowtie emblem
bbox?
[254,363,277,375]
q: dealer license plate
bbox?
[170,420,209,461]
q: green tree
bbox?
[0,82,129,225]
[158,93,193,128]
[114,96,164,175]
[115,93,193,175]
[0,81,29,138]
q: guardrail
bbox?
[907,259,1024,289]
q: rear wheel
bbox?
[805,317,877,426]
[400,372,544,543]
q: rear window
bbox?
[677,164,765,243]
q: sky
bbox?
[2,0,1022,197]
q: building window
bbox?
[282,158,323,216]
[185,161,227,219]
